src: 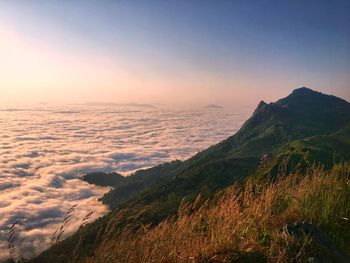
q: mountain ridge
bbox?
[83,87,350,211]
[30,87,350,263]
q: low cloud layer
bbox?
[0,104,249,260]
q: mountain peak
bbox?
[257,100,267,107]
[292,87,316,94]
[253,100,268,115]
[275,87,349,108]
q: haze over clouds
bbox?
[0,104,250,259]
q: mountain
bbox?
[205,104,223,109]
[84,87,350,211]
[83,102,155,108]
[30,88,350,263]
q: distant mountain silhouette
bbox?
[205,104,223,109]
[83,102,155,108]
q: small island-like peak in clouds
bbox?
[205,104,223,109]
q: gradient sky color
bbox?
[0,1,349,107]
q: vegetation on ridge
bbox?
[82,88,350,215]
[26,88,350,262]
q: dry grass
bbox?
[84,164,350,263]
[5,205,97,263]
[7,221,19,262]
[51,204,78,247]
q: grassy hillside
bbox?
[32,164,350,263]
[28,88,350,262]
[265,124,350,177]
[92,164,350,263]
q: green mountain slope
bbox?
[85,87,350,211]
[30,88,350,263]
[88,160,183,209]
[266,123,350,176]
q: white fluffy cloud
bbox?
[0,104,249,260]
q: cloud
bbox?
[0,104,249,260]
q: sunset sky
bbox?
[0,1,349,106]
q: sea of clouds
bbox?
[0,103,250,260]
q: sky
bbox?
[0,0,349,107]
